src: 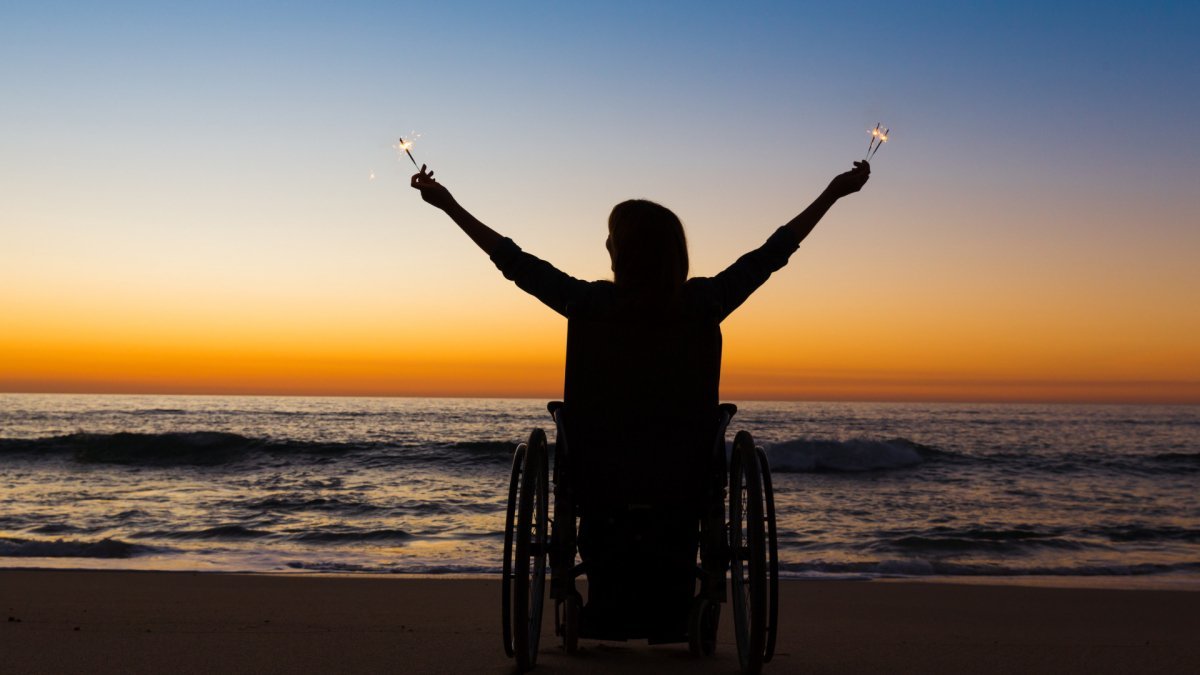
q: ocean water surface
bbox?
[1,394,1197,587]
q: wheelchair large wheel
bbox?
[502,430,549,671]
[756,446,779,663]
[729,431,770,674]
[501,443,524,657]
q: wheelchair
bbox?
[500,317,780,674]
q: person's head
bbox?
[606,199,689,298]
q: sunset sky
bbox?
[2,1,1198,403]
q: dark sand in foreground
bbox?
[2,571,1197,674]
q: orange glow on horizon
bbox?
[4,171,1198,406]
[2,313,1197,403]
[4,242,1199,404]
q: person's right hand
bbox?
[411,165,456,211]
[824,161,871,199]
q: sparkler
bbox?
[864,123,890,161]
[865,123,880,158]
[396,136,420,170]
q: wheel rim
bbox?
[729,433,766,674]
[501,443,526,657]
[529,436,548,654]
[730,449,747,650]
[513,430,548,671]
[757,446,779,663]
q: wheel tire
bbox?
[757,446,779,663]
[729,431,767,675]
[512,429,550,672]
[501,443,526,658]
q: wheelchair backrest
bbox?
[562,315,722,513]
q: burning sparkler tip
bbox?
[864,122,891,161]
[395,134,421,170]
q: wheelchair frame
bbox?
[502,401,778,674]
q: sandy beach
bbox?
[1,571,1197,674]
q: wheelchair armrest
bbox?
[712,403,738,481]
[547,401,567,460]
[717,403,738,434]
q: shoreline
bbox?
[3,570,1198,674]
[3,563,1200,591]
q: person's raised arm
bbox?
[706,161,872,321]
[784,160,871,245]
[410,166,502,256]
[409,166,589,317]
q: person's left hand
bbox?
[825,161,871,199]
[410,165,456,211]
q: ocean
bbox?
[1,393,1197,587]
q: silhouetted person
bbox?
[412,159,869,636]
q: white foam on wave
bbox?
[765,438,925,473]
[0,536,153,559]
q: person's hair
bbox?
[607,199,689,299]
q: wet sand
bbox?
[2,570,1197,674]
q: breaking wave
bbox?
[0,432,276,466]
[0,536,158,559]
[0,432,520,467]
[765,438,942,473]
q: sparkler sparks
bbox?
[865,123,890,161]
[395,135,421,170]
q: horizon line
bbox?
[3,387,1198,407]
